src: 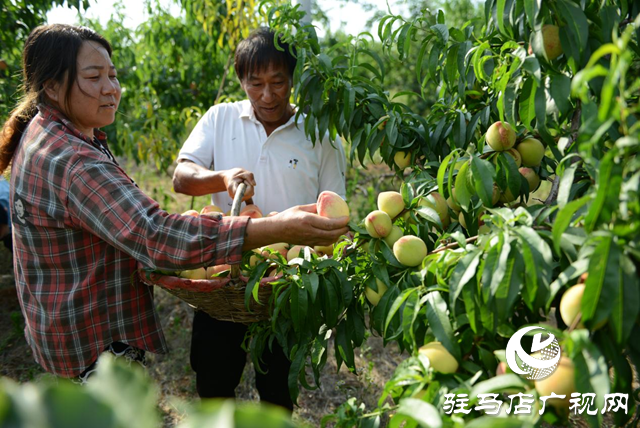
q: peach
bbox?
[207,264,230,277]
[496,361,508,376]
[491,185,501,206]
[418,342,458,373]
[317,191,350,219]
[506,148,523,167]
[286,245,316,262]
[499,188,517,204]
[535,356,575,409]
[383,225,403,247]
[365,279,388,306]
[179,267,208,279]
[559,284,585,328]
[314,244,334,257]
[365,210,393,238]
[182,209,200,217]
[393,235,427,267]
[519,167,541,192]
[446,189,461,212]
[542,24,563,60]
[394,151,411,169]
[377,191,405,219]
[486,121,516,151]
[419,192,450,228]
[200,204,224,216]
[239,204,263,219]
[516,138,545,167]
[262,242,290,259]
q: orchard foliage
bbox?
[256,0,640,426]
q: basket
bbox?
[138,183,276,324]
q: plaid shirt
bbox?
[10,105,248,377]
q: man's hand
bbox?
[243,203,350,250]
[222,168,256,202]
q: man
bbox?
[172,27,347,410]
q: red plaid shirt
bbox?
[10,105,248,377]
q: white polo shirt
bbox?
[177,100,347,215]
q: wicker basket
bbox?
[138,183,277,324]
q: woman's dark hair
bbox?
[0,24,112,174]
[234,27,297,82]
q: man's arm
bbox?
[173,160,256,200]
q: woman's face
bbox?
[49,40,121,138]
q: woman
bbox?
[0,24,349,382]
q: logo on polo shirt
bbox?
[288,158,299,169]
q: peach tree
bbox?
[253,0,640,426]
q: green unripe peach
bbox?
[365,279,389,306]
[519,167,541,192]
[377,191,405,219]
[394,151,411,169]
[535,356,575,409]
[516,138,545,167]
[365,210,393,238]
[383,225,404,247]
[393,235,427,267]
[317,191,350,219]
[542,24,563,60]
[418,342,458,373]
[486,121,516,151]
[559,284,585,328]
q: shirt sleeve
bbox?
[177,106,216,169]
[318,134,347,199]
[65,156,248,270]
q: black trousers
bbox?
[190,310,293,410]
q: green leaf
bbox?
[302,271,319,303]
[519,77,537,130]
[523,0,541,29]
[449,249,482,308]
[454,160,473,208]
[335,321,355,370]
[431,24,449,45]
[469,374,528,402]
[557,161,578,208]
[470,156,495,206]
[610,255,640,345]
[385,288,419,335]
[552,195,591,254]
[549,73,572,118]
[245,262,270,310]
[466,417,531,428]
[392,398,442,428]
[581,235,619,327]
[585,151,623,233]
[425,291,461,360]
[557,0,589,62]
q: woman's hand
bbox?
[242,204,350,250]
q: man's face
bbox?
[241,63,293,131]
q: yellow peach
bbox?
[393,236,427,267]
[377,191,405,219]
[317,191,350,219]
[365,210,393,238]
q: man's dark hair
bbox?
[234,27,297,81]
